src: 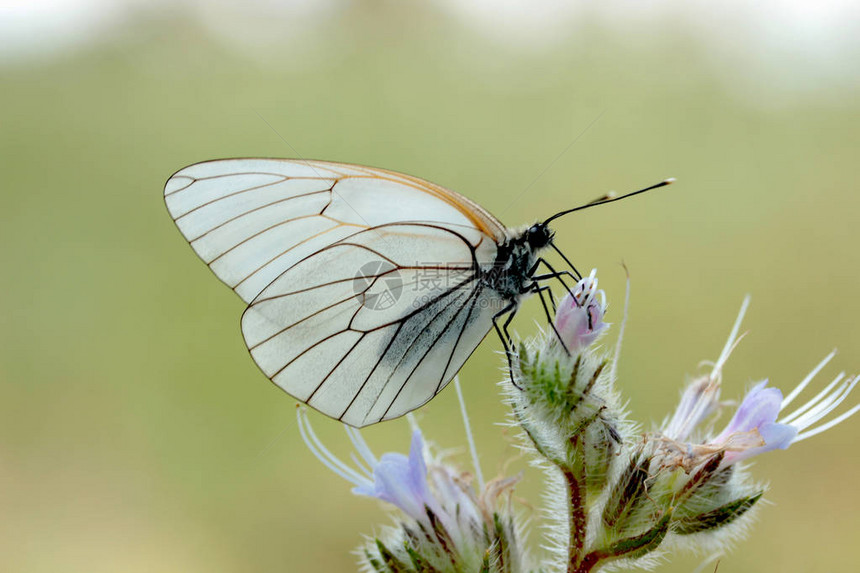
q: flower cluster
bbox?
[299,270,857,572]
[656,297,858,471]
[297,408,527,573]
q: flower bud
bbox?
[553,269,608,352]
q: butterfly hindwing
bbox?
[241,223,502,426]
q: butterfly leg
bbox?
[533,283,571,356]
[548,242,583,281]
[546,285,560,313]
[492,303,518,353]
[526,265,559,311]
[492,301,521,389]
[530,257,579,299]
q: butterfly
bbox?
[164,158,670,427]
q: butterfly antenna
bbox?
[543,178,675,226]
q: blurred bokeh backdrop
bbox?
[2,1,859,571]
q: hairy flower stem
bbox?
[572,553,601,573]
[564,467,588,573]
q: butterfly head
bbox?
[525,223,554,250]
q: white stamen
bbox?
[712,295,750,380]
[662,300,753,441]
[453,375,484,489]
[406,412,421,434]
[788,376,857,430]
[349,452,372,477]
[679,379,719,440]
[781,350,837,408]
[574,268,599,307]
[345,425,378,471]
[779,372,845,425]
[794,401,860,442]
[297,408,371,487]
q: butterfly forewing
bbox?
[165,159,510,426]
[165,159,506,303]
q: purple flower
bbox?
[554,269,608,351]
[709,381,798,464]
[714,361,859,464]
[351,430,439,521]
[296,407,522,569]
[663,375,721,442]
[662,297,751,443]
[296,408,437,522]
[659,297,859,468]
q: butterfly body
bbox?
[482,224,554,300]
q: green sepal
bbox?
[425,506,456,559]
[578,359,606,400]
[679,452,725,500]
[479,550,491,573]
[492,512,511,573]
[603,510,672,559]
[374,538,410,573]
[364,548,387,573]
[602,453,651,532]
[562,355,584,409]
[403,541,438,573]
[674,491,763,534]
[675,453,734,514]
[579,511,672,570]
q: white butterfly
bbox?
[164,158,669,427]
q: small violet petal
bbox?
[723,421,799,464]
[715,382,783,442]
[352,430,435,522]
[554,291,607,351]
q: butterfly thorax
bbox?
[481,223,554,299]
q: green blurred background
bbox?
[1,2,858,571]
